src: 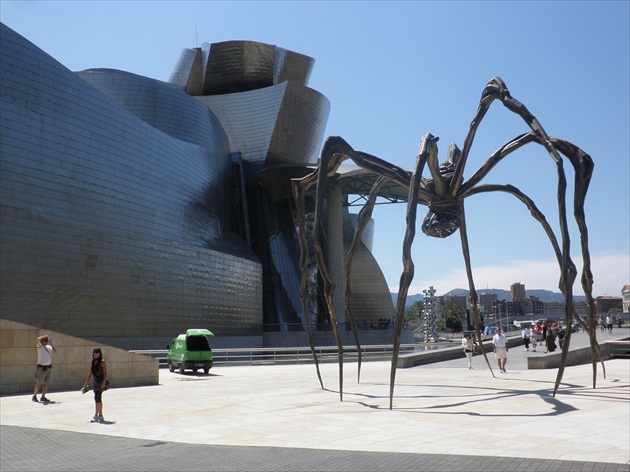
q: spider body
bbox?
[412,138,463,238]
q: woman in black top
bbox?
[83,348,107,423]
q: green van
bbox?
[166,328,214,374]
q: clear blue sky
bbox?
[2,1,628,297]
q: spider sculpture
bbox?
[292,77,602,410]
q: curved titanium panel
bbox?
[195,83,287,172]
[274,47,314,86]
[197,82,330,177]
[203,41,275,95]
[77,68,226,151]
[0,24,262,346]
[266,82,330,167]
[168,47,204,95]
[343,211,394,325]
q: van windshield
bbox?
[186,335,211,351]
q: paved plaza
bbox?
[1,330,629,471]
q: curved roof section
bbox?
[77,68,228,150]
[169,40,315,96]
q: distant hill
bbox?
[391,288,584,308]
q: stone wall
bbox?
[0,319,158,395]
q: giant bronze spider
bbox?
[292,77,600,409]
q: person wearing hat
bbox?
[33,335,56,402]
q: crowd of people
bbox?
[463,313,626,371]
[520,320,566,353]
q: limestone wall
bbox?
[0,319,158,395]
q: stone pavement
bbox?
[1,330,629,472]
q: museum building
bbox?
[0,24,396,349]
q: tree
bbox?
[405,300,424,321]
[438,301,464,332]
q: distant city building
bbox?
[491,299,511,317]
[478,292,497,315]
[542,300,589,317]
[441,294,468,315]
[526,296,544,315]
[622,285,630,313]
[510,282,526,302]
[593,296,623,315]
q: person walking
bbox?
[462,333,476,370]
[521,325,531,351]
[33,335,56,402]
[558,327,566,350]
[545,330,557,353]
[531,322,542,352]
[492,327,509,373]
[83,348,108,423]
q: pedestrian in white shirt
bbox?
[33,335,56,402]
[492,327,509,373]
[522,326,530,351]
[462,334,476,370]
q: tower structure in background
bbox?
[510,282,526,302]
[421,286,440,343]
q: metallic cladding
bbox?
[204,41,276,95]
[197,83,330,176]
[0,24,262,346]
[76,68,228,153]
[168,47,205,96]
[274,47,314,86]
[266,82,329,168]
[195,84,287,172]
[344,212,396,324]
[1,26,393,348]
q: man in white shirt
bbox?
[521,326,530,351]
[33,335,56,402]
[492,327,509,373]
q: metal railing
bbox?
[131,343,424,368]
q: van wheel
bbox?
[192,368,198,373]
[178,364,185,375]
[203,368,209,374]
[168,361,174,373]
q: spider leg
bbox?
[312,146,348,401]
[452,77,564,199]
[452,79,598,393]
[427,139,447,197]
[389,133,437,410]
[291,137,354,395]
[292,177,324,390]
[457,201,496,377]
[467,134,600,394]
[551,138,601,389]
[293,135,414,399]
[344,176,388,383]
[461,130,602,390]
